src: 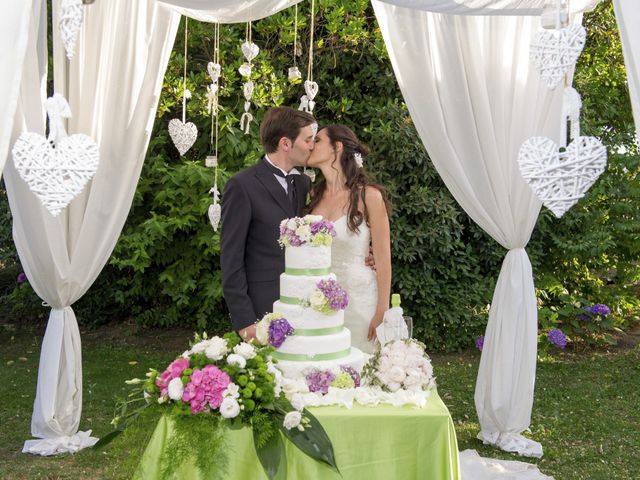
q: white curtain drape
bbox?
[158,0,301,23]
[0,1,38,178]
[373,1,566,457]
[375,0,599,15]
[613,0,640,140]
[5,0,181,455]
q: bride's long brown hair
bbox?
[306,124,391,233]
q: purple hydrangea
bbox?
[587,304,611,316]
[310,219,337,237]
[268,318,295,348]
[340,365,361,387]
[16,272,27,284]
[548,328,567,349]
[305,369,335,395]
[475,335,484,352]
[316,278,349,311]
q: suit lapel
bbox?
[293,173,310,216]
[255,159,294,217]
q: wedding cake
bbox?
[267,216,366,379]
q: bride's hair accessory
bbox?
[353,152,363,168]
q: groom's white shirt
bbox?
[264,154,300,193]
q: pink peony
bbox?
[156,358,190,396]
[181,364,230,414]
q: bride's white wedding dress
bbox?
[331,216,377,354]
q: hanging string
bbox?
[307,0,315,82]
[210,22,220,154]
[207,22,222,232]
[298,0,318,113]
[182,17,189,124]
[293,5,298,66]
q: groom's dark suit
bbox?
[221,158,311,331]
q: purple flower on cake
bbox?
[255,313,295,347]
[586,304,611,316]
[309,278,349,314]
[547,328,567,349]
[340,365,361,387]
[305,369,336,395]
[278,215,337,247]
[268,318,296,348]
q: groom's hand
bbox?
[239,324,257,342]
[364,247,376,271]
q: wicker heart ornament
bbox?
[12,132,99,217]
[530,24,586,89]
[518,136,607,217]
[168,119,197,156]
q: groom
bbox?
[221,107,317,341]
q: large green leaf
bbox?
[277,410,339,473]
[254,427,286,480]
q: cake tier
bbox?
[275,328,351,358]
[280,273,335,302]
[272,301,344,330]
[285,245,331,272]
[274,348,368,379]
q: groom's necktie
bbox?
[263,159,297,211]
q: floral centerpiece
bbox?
[362,338,436,393]
[97,332,338,479]
[278,215,336,247]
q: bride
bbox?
[306,125,392,354]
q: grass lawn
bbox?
[0,322,638,479]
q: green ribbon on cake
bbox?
[285,266,331,276]
[271,348,351,362]
[279,295,307,306]
[293,326,344,336]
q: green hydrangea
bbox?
[330,372,355,389]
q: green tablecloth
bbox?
[134,391,460,480]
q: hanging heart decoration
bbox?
[207,62,221,83]
[530,24,586,89]
[59,0,83,60]
[168,119,198,156]
[208,185,221,231]
[11,94,99,216]
[238,62,252,78]
[241,42,260,62]
[304,80,319,101]
[243,81,254,100]
[518,136,607,217]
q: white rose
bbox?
[204,337,229,360]
[287,218,298,230]
[295,224,311,240]
[378,356,393,373]
[167,377,184,400]
[191,340,208,354]
[386,381,402,392]
[403,370,422,387]
[388,366,406,383]
[304,214,323,223]
[233,342,257,359]
[389,351,407,367]
[309,289,326,309]
[181,350,191,359]
[407,342,424,357]
[226,354,247,368]
[290,394,305,411]
[283,411,302,430]
[255,319,270,345]
[219,398,241,419]
[223,382,240,399]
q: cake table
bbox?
[133,390,461,480]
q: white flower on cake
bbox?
[283,411,303,430]
[219,397,241,419]
[167,377,184,400]
[309,289,326,310]
[226,353,247,368]
[304,214,323,222]
[278,216,337,247]
[233,342,257,359]
[295,224,312,242]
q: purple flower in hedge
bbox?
[548,328,567,349]
[587,304,611,316]
[305,369,335,395]
[475,335,484,352]
[268,318,295,348]
[340,365,361,387]
[16,272,27,284]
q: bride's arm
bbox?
[365,187,392,341]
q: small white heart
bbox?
[59,0,83,60]
[207,62,221,82]
[243,81,254,101]
[238,62,252,78]
[530,24,586,89]
[241,42,260,62]
[518,135,607,217]
[12,131,100,216]
[168,119,198,156]
[304,80,319,100]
